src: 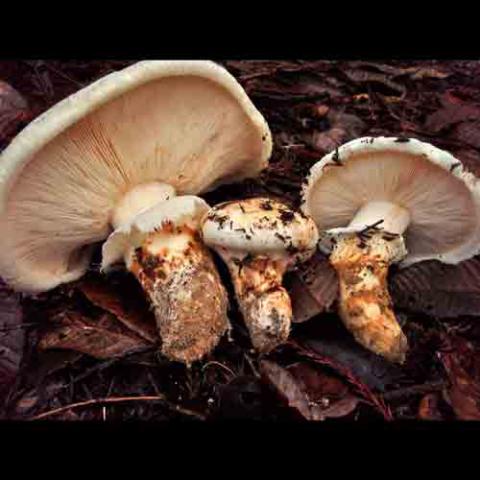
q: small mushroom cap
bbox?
[0,61,271,292]
[102,195,210,271]
[302,137,480,266]
[201,197,319,262]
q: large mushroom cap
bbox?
[0,61,272,292]
[302,136,480,266]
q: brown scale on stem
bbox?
[129,224,229,365]
[330,232,408,363]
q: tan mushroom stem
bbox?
[124,222,229,365]
[214,248,291,353]
[328,201,410,363]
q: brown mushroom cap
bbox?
[302,137,480,266]
[0,61,272,292]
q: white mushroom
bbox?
[201,197,319,353]
[0,60,272,364]
[302,136,480,363]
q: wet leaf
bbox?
[0,80,30,149]
[78,277,157,343]
[288,252,338,323]
[309,110,367,154]
[390,258,480,318]
[259,360,313,420]
[424,94,480,133]
[453,121,480,150]
[38,310,150,359]
[291,320,404,392]
[260,360,359,421]
[418,393,445,421]
[0,282,24,403]
[438,335,480,420]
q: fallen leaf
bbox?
[453,121,480,150]
[38,310,150,359]
[309,110,367,154]
[0,80,30,149]
[215,376,266,420]
[0,282,24,404]
[287,362,359,420]
[390,258,480,318]
[288,252,338,323]
[418,393,444,421]
[438,334,480,420]
[259,360,314,420]
[78,277,158,343]
[424,95,480,133]
[291,321,404,393]
[260,360,359,421]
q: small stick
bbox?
[202,361,236,380]
[29,395,206,421]
[382,380,445,401]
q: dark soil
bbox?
[1,60,480,421]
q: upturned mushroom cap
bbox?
[302,137,480,266]
[0,61,272,292]
[201,197,319,264]
[102,195,210,270]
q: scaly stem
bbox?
[222,252,291,353]
[128,224,229,365]
[330,232,408,363]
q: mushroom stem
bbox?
[219,251,291,353]
[330,231,408,363]
[127,224,229,365]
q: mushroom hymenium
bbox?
[201,197,319,353]
[0,61,272,364]
[302,137,480,363]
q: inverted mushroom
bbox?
[201,197,319,353]
[302,136,480,363]
[0,60,272,364]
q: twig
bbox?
[382,380,445,401]
[29,395,206,421]
[202,361,236,380]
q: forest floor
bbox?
[1,60,480,421]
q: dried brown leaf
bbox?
[453,121,480,150]
[78,277,157,343]
[260,360,359,421]
[438,335,480,420]
[289,252,338,323]
[0,80,30,148]
[0,282,24,402]
[424,95,480,133]
[38,311,149,359]
[418,393,444,421]
[390,258,480,318]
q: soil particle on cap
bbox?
[394,136,410,143]
[450,162,462,172]
[275,232,287,242]
[279,210,295,224]
[260,200,274,211]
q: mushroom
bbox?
[302,136,480,363]
[0,60,272,364]
[201,197,319,353]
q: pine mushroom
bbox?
[302,136,480,363]
[201,197,319,353]
[0,60,272,364]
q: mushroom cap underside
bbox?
[302,137,480,266]
[0,61,271,292]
